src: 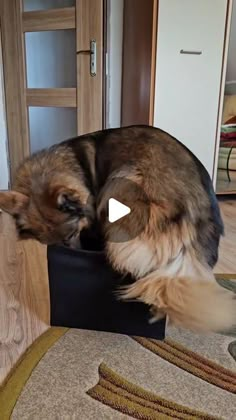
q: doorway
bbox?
[105,0,157,129]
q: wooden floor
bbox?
[216,169,236,195]
[0,198,236,384]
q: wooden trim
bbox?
[0,0,30,181]
[121,0,154,126]
[149,0,158,125]
[0,30,10,190]
[216,190,236,195]
[23,7,76,32]
[26,88,77,107]
[76,0,103,134]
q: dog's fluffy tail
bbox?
[121,273,236,333]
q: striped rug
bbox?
[87,363,219,419]
[132,337,236,394]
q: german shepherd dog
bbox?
[0,126,235,332]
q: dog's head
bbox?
[0,153,95,247]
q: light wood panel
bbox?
[76,0,103,134]
[23,7,76,32]
[26,88,77,108]
[0,0,30,181]
[0,213,49,385]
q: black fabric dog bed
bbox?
[47,244,166,339]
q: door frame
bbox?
[0,26,9,190]
[0,0,29,185]
[0,0,104,185]
[212,0,234,189]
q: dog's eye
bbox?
[58,194,84,216]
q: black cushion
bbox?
[47,245,166,339]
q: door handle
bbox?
[180,49,202,55]
[77,40,97,77]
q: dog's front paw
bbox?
[148,306,165,324]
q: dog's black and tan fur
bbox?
[0,126,235,332]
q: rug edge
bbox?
[0,326,68,420]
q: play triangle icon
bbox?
[108,198,131,223]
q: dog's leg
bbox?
[99,175,236,333]
[149,305,166,323]
[106,237,236,332]
[104,214,236,333]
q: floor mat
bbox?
[0,275,236,420]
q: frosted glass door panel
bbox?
[23,0,75,12]
[25,30,76,88]
[29,107,77,153]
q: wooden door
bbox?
[0,0,103,182]
[121,0,157,126]
[153,0,228,177]
[77,0,103,134]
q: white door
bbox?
[0,33,9,191]
[154,0,228,177]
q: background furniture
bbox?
[109,0,233,188]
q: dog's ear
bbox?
[50,186,82,214]
[0,191,29,215]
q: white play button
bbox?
[108,198,131,223]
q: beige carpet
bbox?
[1,278,236,419]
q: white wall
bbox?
[226,0,236,82]
[154,0,228,177]
[0,34,9,190]
[106,0,124,128]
